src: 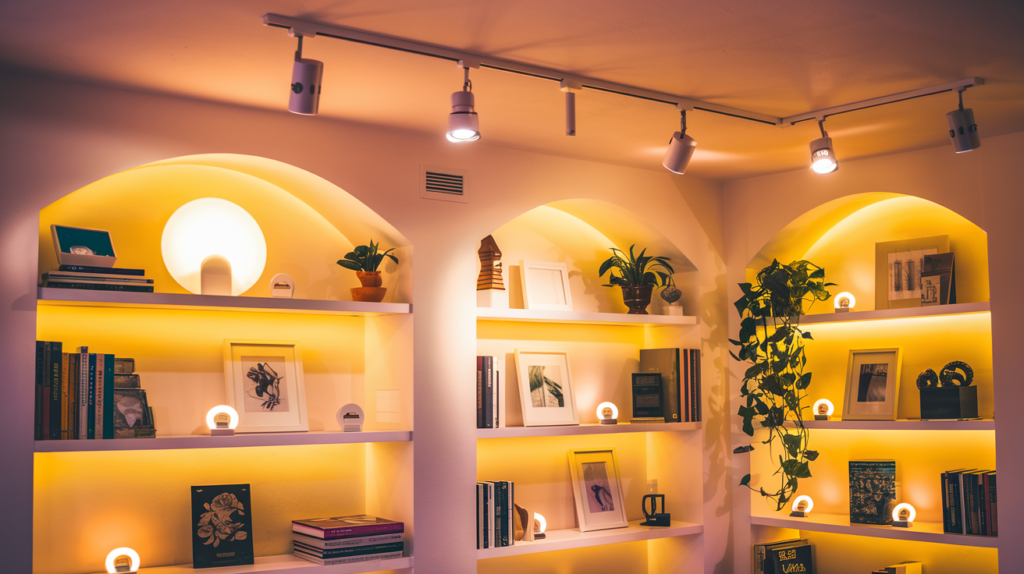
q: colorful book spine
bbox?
[68,354,78,440]
[476,357,484,429]
[483,356,494,429]
[60,352,70,440]
[292,550,403,566]
[87,353,97,439]
[78,347,89,440]
[941,472,950,533]
[294,541,404,558]
[95,354,105,440]
[103,354,115,439]
[35,341,44,440]
[48,341,62,440]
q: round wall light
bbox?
[206,405,239,436]
[834,292,856,312]
[597,402,619,425]
[892,502,916,527]
[790,495,814,517]
[161,198,267,296]
[105,547,140,573]
[813,399,834,421]
[534,512,547,539]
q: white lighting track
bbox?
[263,14,982,128]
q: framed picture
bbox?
[50,224,117,267]
[191,484,254,568]
[514,350,578,426]
[520,260,573,311]
[874,236,948,310]
[223,339,308,433]
[112,388,155,438]
[568,448,629,532]
[842,348,902,421]
[921,252,956,306]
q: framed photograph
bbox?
[191,484,254,568]
[921,252,956,306]
[874,236,948,310]
[514,349,578,426]
[568,448,628,532]
[50,224,117,267]
[520,260,573,311]
[223,340,308,433]
[842,348,902,421]
[112,388,155,438]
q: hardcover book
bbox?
[293,550,403,566]
[766,542,812,574]
[292,515,404,539]
[191,484,254,569]
[849,460,897,525]
[640,348,681,423]
[293,541,404,558]
[292,532,402,550]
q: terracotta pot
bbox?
[356,271,383,287]
[351,287,387,302]
[620,284,653,314]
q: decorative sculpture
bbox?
[476,235,508,308]
[939,361,974,387]
[915,368,939,389]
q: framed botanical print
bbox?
[223,339,308,433]
[520,260,573,311]
[568,448,628,532]
[514,349,579,427]
[842,348,902,421]
[191,484,254,568]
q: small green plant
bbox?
[598,245,674,288]
[730,259,834,511]
[336,240,398,272]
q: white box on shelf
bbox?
[477,289,509,309]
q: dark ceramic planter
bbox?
[620,284,653,314]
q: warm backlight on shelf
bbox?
[597,402,619,424]
[892,502,916,524]
[105,547,140,573]
[790,495,814,516]
[206,405,239,435]
[813,399,834,418]
[833,292,856,311]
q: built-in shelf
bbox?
[750,512,997,548]
[477,421,700,439]
[476,307,697,326]
[37,287,412,317]
[90,554,412,574]
[35,430,412,453]
[476,520,703,559]
[787,419,995,431]
[798,302,990,325]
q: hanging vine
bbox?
[730,260,834,511]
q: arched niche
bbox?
[482,199,699,315]
[38,154,412,303]
[747,192,989,313]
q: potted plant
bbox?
[336,240,399,302]
[598,245,674,314]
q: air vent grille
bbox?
[424,171,464,196]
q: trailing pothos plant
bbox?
[730,259,835,511]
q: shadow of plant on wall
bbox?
[729,260,834,511]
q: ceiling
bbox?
[1,0,1022,180]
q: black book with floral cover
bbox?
[191,484,254,569]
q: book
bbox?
[494,358,504,428]
[44,282,154,293]
[77,347,89,440]
[292,550,403,566]
[988,472,997,536]
[68,354,79,440]
[292,515,404,539]
[766,542,812,574]
[477,356,484,429]
[293,541,404,558]
[477,482,491,548]
[640,348,682,423]
[849,460,896,525]
[693,348,702,421]
[48,341,62,440]
[978,470,988,536]
[114,358,135,374]
[102,354,114,439]
[87,353,96,439]
[487,481,509,547]
[483,356,494,429]
[43,272,153,284]
[95,353,105,440]
[59,264,145,276]
[35,341,44,440]
[291,532,402,550]
[477,482,485,549]
[752,539,804,574]
[114,374,141,388]
[191,484,254,568]
[60,352,69,439]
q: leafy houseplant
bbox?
[337,240,399,302]
[730,259,834,511]
[598,245,675,314]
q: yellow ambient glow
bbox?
[893,502,917,523]
[161,198,267,295]
[791,495,814,514]
[813,399,835,416]
[205,405,239,430]
[105,547,140,573]
[534,512,547,534]
[833,291,856,309]
[597,401,619,420]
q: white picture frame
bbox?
[842,348,902,421]
[520,260,573,311]
[568,448,629,532]
[224,339,308,433]
[514,349,579,427]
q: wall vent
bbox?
[420,166,468,203]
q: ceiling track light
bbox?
[809,118,838,174]
[447,61,481,143]
[288,35,323,115]
[663,108,697,174]
[947,89,981,153]
[560,80,582,136]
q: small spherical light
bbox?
[809,136,838,174]
[791,495,814,514]
[813,399,835,417]
[206,405,239,431]
[105,547,140,573]
[893,503,916,523]
[596,401,619,422]
[834,292,856,310]
[534,512,547,534]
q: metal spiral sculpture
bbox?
[916,368,939,389]
[940,361,974,387]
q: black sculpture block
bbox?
[920,386,978,419]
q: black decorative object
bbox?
[191,484,254,569]
[920,386,979,419]
[660,284,682,304]
[640,494,671,527]
[916,369,939,389]
[631,373,664,422]
[940,361,974,387]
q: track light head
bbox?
[287,37,322,115]
[663,109,696,174]
[809,119,838,174]
[947,90,980,153]
[447,90,480,142]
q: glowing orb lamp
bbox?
[834,292,856,313]
[105,547,140,573]
[206,405,239,436]
[597,402,619,425]
[892,503,916,527]
[534,512,547,539]
[161,198,267,296]
[789,495,814,517]
[813,399,835,421]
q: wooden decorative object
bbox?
[477,235,505,291]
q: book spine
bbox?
[295,541,404,558]
[42,342,51,440]
[95,354,105,440]
[682,349,690,423]
[492,482,504,547]
[477,357,484,429]
[989,474,997,537]
[68,354,78,440]
[45,273,153,283]
[483,356,494,429]
[78,348,89,440]
[966,473,977,535]
[60,353,70,440]
[319,524,404,538]
[59,265,145,276]
[295,551,403,566]
[103,354,115,439]
[45,282,154,293]
[496,358,505,428]
[477,483,483,549]
[35,341,44,440]
[954,472,966,534]
[49,342,63,440]
[296,533,403,549]
[507,481,514,547]
[501,481,510,546]
[492,359,500,429]
[695,349,702,422]
[941,472,950,533]
[87,354,97,439]
[485,483,492,549]
[979,473,988,536]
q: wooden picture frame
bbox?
[223,339,308,433]
[568,448,629,532]
[842,348,902,421]
[514,349,579,427]
[520,260,573,311]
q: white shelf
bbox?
[477,421,700,439]
[476,307,697,326]
[476,520,703,559]
[750,512,997,548]
[91,554,412,574]
[792,419,994,431]
[37,287,412,317]
[35,430,412,452]
[798,302,990,325]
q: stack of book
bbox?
[43,264,154,293]
[35,341,156,440]
[639,348,702,423]
[292,515,404,566]
[476,355,505,428]
[942,468,997,536]
[477,480,514,549]
[872,562,922,574]
[752,538,812,574]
